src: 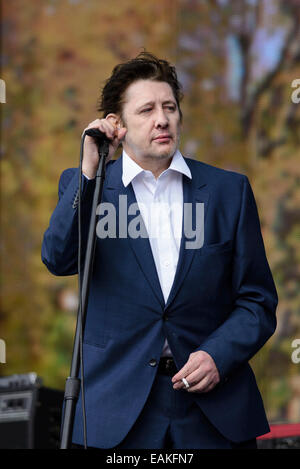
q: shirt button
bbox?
[149,359,157,367]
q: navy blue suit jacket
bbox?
[42,155,278,448]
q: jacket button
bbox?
[163,314,169,321]
[149,359,157,367]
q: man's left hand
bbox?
[171,350,220,393]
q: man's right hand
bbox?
[82,117,127,179]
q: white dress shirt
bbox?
[122,150,192,356]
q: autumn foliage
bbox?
[1,0,300,423]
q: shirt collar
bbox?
[122,149,192,187]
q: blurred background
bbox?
[1,0,300,428]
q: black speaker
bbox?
[0,373,64,449]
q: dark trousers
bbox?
[73,371,257,449]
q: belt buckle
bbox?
[165,358,173,372]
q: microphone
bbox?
[84,128,110,161]
[84,128,110,143]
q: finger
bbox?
[171,361,196,384]
[98,120,116,139]
[185,368,206,387]
[173,367,206,390]
[188,373,219,393]
[191,381,216,394]
[117,127,127,141]
[187,375,211,393]
[109,128,127,153]
[173,380,186,390]
[84,119,116,140]
[82,119,102,134]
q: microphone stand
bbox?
[60,132,109,449]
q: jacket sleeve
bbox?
[41,167,96,276]
[198,176,278,380]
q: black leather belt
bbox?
[157,357,178,376]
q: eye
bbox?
[164,105,176,112]
[141,108,152,113]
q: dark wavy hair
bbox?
[97,51,183,121]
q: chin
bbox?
[151,152,173,161]
[156,146,177,159]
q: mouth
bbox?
[153,134,172,143]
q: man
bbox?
[42,52,278,449]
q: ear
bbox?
[105,113,122,129]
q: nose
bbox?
[154,107,169,128]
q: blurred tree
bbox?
[1,0,299,422]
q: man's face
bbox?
[120,79,181,166]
